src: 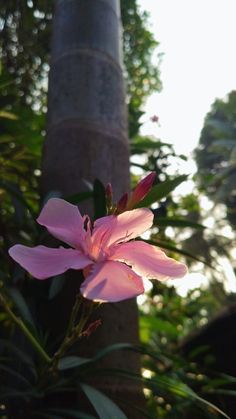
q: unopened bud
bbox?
[150,115,159,123]
[127,172,156,209]
[81,319,102,338]
[116,192,129,214]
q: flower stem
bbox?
[65,293,82,337]
[49,297,96,372]
[0,292,52,364]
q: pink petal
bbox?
[92,208,153,249]
[80,260,144,302]
[9,245,92,280]
[110,241,188,280]
[37,198,87,249]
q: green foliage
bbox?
[120,0,162,137]
[81,383,126,419]
[195,90,236,229]
[136,175,188,208]
[138,283,232,418]
[0,1,52,107]
[131,135,186,178]
[0,0,161,138]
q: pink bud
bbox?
[81,319,102,338]
[150,115,159,123]
[127,172,156,208]
[116,192,129,213]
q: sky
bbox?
[138,0,236,156]
[137,1,236,293]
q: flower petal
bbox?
[9,245,92,280]
[92,208,153,249]
[37,198,86,249]
[80,260,144,302]
[110,241,187,280]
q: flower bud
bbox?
[150,115,159,123]
[127,172,156,209]
[116,192,129,213]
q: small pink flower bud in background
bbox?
[81,319,102,338]
[150,115,159,123]
[127,172,156,209]
[116,192,129,213]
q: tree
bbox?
[195,90,236,229]
[41,0,144,414]
[0,0,161,136]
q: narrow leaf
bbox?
[66,191,93,205]
[58,356,90,371]
[93,179,107,219]
[81,383,127,419]
[0,110,18,120]
[92,343,133,363]
[0,339,35,370]
[42,409,96,419]
[7,287,36,332]
[0,364,31,387]
[153,217,206,229]
[48,275,65,300]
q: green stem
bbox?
[66,293,82,337]
[49,298,96,372]
[0,292,52,364]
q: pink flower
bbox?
[9,198,187,303]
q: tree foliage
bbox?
[121,0,162,137]
[0,0,161,135]
[195,91,236,229]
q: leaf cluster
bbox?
[195,90,236,229]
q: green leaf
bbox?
[0,364,31,387]
[0,339,35,372]
[58,356,90,371]
[7,287,37,332]
[0,110,18,120]
[131,137,172,152]
[94,369,230,419]
[66,191,93,205]
[93,179,107,219]
[136,175,188,208]
[41,409,96,419]
[33,414,64,419]
[140,316,178,343]
[92,343,133,363]
[0,387,39,400]
[48,275,65,300]
[58,344,133,371]
[0,180,35,217]
[153,217,206,229]
[81,383,127,419]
